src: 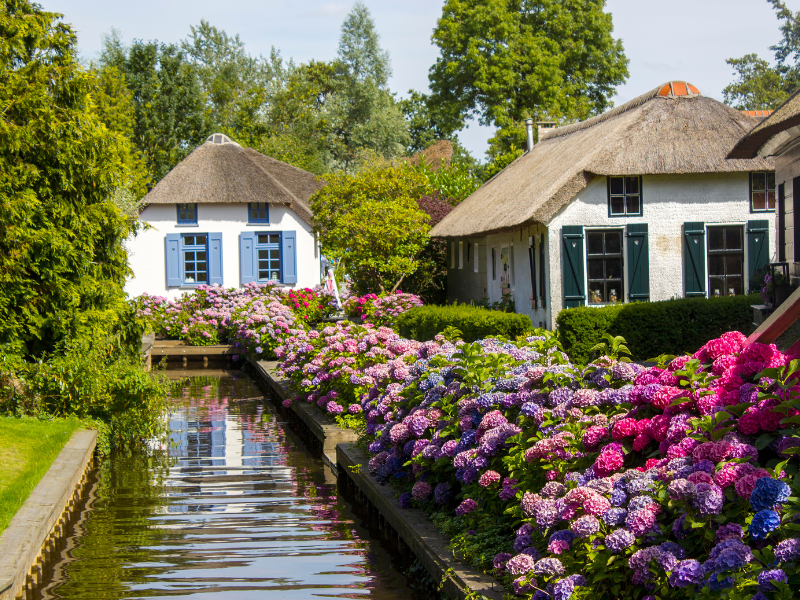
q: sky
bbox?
[42,0,797,160]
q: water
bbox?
[35,371,415,600]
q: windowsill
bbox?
[750,209,776,213]
[607,213,643,218]
[175,224,199,228]
[247,222,271,226]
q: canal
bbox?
[32,370,417,599]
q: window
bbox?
[249,202,270,223]
[451,242,455,268]
[751,172,776,212]
[177,203,198,225]
[256,233,282,281]
[491,247,496,280]
[458,241,464,269]
[708,225,744,297]
[607,176,642,216]
[181,234,207,284]
[473,243,479,273]
[586,230,623,304]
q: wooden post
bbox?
[744,285,800,347]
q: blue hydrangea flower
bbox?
[758,568,788,592]
[750,478,791,512]
[668,559,705,587]
[750,510,781,540]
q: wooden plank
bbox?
[745,285,800,346]
[152,345,236,356]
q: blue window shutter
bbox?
[208,232,223,285]
[281,231,297,284]
[684,222,706,297]
[165,234,182,287]
[747,220,770,291]
[240,232,256,284]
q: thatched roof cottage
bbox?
[432,82,776,328]
[730,87,800,283]
[125,133,324,298]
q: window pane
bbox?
[588,259,605,280]
[258,249,269,259]
[726,277,743,296]
[271,271,280,280]
[251,208,258,220]
[752,192,766,210]
[197,272,207,283]
[607,258,623,280]
[768,191,776,209]
[708,228,725,250]
[587,232,604,254]
[767,172,776,190]
[185,261,195,272]
[625,176,639,194]
[752,172,766,191]
[610,196,625,215]
[270,249,280,260]
[726,254,743,277]
[709,278,725,297]
[269,234,280,244]
[196,252,206,261]
[259,270,269,279]
[257,234,270,244]
[589,286,604,304]
[609,177,623,195]
[626,195,641,215]
[196,235,206,245]
[605,232,622,254]
[708,255,725,276]
[607,285,621,304]
[725,227,742,250]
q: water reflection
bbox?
[36,371,412,599]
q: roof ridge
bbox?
[540,82,689,142]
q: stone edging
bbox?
[246,357,507,600]
[0,428,97,600]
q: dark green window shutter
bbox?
[562,225,585,308]
[684,222,706,297]
[626,224,649,302]
[747,219,770,291]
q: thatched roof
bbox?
[140,134,323,224]
[729,87,800,158]
[431,82,774,238]
[403,140,454,171]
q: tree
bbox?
[99,34,210,182]
[327,2,408,172]
[724,1,800,110]
[182,20,286,131]
[0,0,141,356]
[310,162,433,294]
[427,0,629,134]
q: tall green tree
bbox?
[327,2,408,172]
[0,0,141,356]
[427,0,629,136]
[724,1,800,110]
[182,20,286,131]
[100,33,210,182]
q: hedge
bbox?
[396,304,533,342]
[556,294,759,364]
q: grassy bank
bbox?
[0,416,84,533]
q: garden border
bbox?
[247,357,507,600]
[0,428,96,600]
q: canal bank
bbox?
[0,429,97,600]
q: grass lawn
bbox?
[0,416,84,533]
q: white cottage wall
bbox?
[546,173,777,322]
[125,202,320,299]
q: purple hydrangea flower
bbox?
[758,569,788,592]
[434,482,452,505]
[605,528,635,553]
[493,552,513,571]
[694,483,724,515]
[532,557,565,577]
[668,559,705,587]
[507,553,537,575]
[715,523,744,543]
[455,498,478,516]
[553,574,587,600]
[570,515,600,538]
[600,508,628,526]
[398,492,413,508]
[774,538,800,563]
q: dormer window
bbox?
[750,172,776,212]
[177,203,197,225]
[607,176,642,217]
[249,202,270,224]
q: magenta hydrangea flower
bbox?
[455,498,478,516]
[478,470,502,488]
[412,481,432,502]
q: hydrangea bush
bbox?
[342,291,423,327]
[281,324,800,600]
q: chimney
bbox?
[525,119,534,152]
[537,121,557,141]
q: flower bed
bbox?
[131,283,339,357]
[343,291,424,327]
[280,324,800,599]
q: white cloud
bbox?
[302,3,349,18]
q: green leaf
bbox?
[755,433,776,450]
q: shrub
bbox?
[396,304,533,342]
[556,294,758,364]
